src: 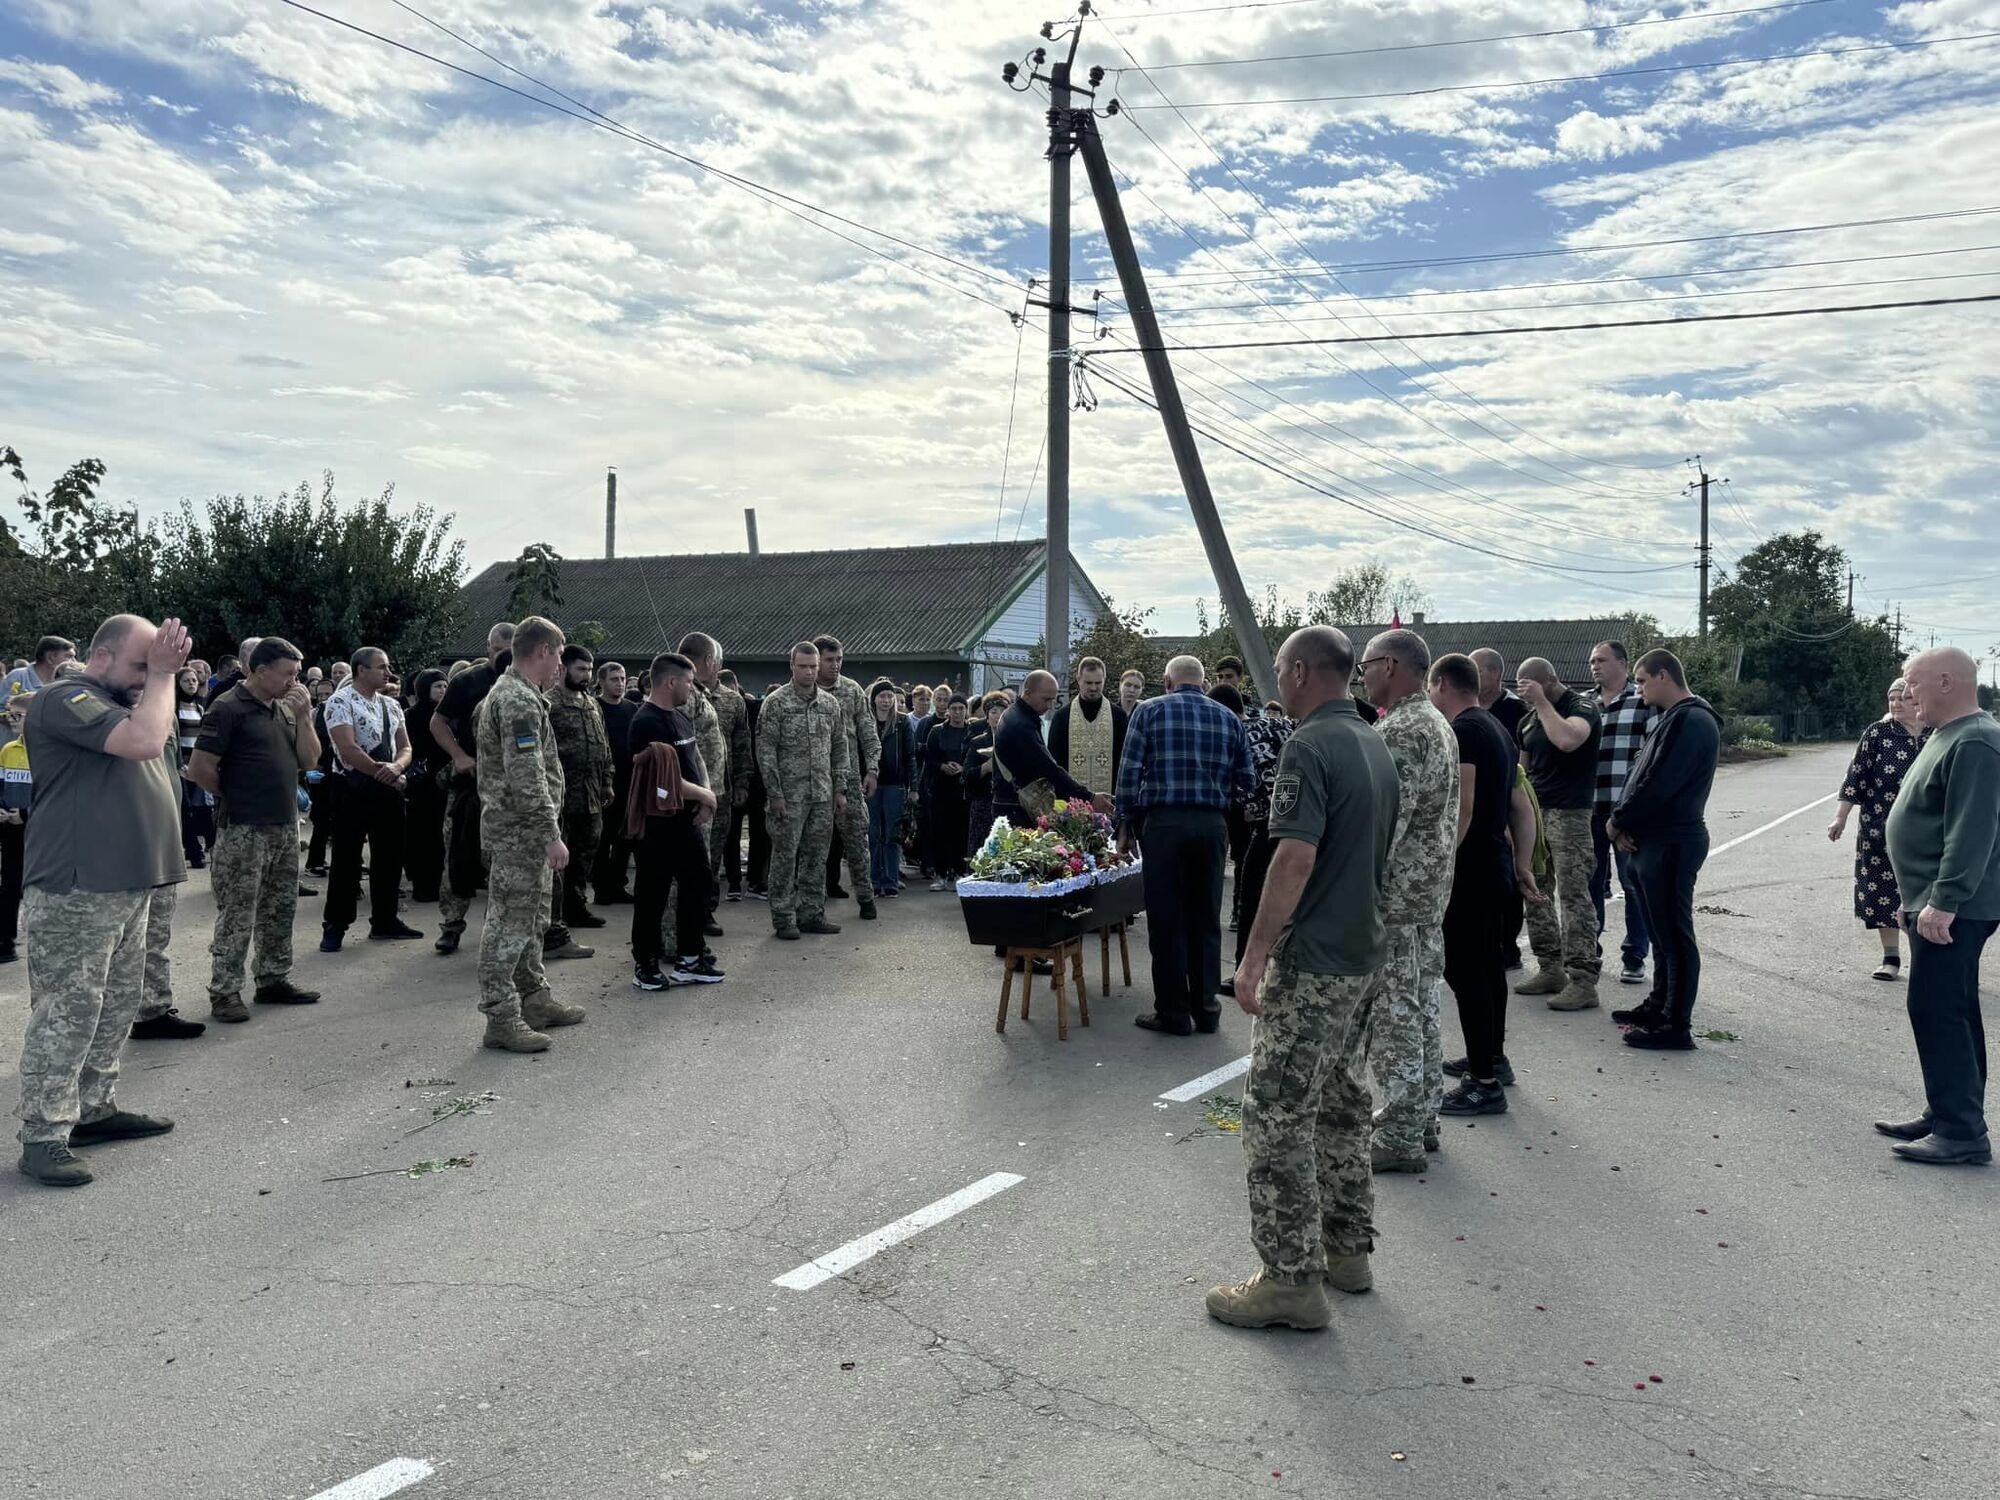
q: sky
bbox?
[2,0,1997,648]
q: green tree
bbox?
[150,472,467,671]
[0,445,157,654]
[567,619,609,653]
[1304,564,1433,626]
[1064,596,1164,688]
[507,542,563,618]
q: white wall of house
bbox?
[967,565,1107,691]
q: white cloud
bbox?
[167,284,257,314]
[0,228,74,255]
[0,57,118,111]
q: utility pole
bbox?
[1893,604,1903,653]
[1042,13,1085,691]
[604,467,617,559]
[1687,457,1717,640]
[1847,569,1855,616]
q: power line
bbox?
[1093,291,2000,350]
[1118,0,1837,70]
[1102,26,1664,499]
[1092,0,1334,20]
[274,0,1024,313]
[1113,205,2000,284]
[1149,266,2000,330]
[1120,30,2000,110]
[993,307,1031,539]
[1104,239,2000,314]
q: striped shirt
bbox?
[1595,680,1657,811]
[1116,683,1255,814]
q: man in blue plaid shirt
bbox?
[1118,655,1256,1035]
[1590,641,1657,984]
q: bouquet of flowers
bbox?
[1036,798,1116,860]
[968,819,1088,885]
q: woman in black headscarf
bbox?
[403,668,450,904]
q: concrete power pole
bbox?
[1041,14,1085,691]
[605,467,617,560]
[1688,457,1716,640]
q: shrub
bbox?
[1721,716,1776,746]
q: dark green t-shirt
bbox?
[1265,697,1400,976]
[21,677,185,894]
[1518,687,1601,811]
[196,683,302,827]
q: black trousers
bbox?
[0,816,23,952]
[1629,832,1709,1029]
[325,774,405,932]
[1234,825,1277,966]
[1444,867,1511,1078]
[1905,915,1996,1141]
[745,785,769,889]
[929,787,969,878]
[632,815,712,969]
[181,799,214,862]
[307,774,340,869]
[405,773,447,902]
[1138,807,1228,1025]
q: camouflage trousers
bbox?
[831,783,870,897]
[137,883,177,1022]
[208,822,298,997]
[439,774,484,938]
[1527,807,1602,980]
[1365,922,1445,1158]
[767,798,833,928]
[1242,959,1378,1281]
[478,852,552,1018]
[705,788,732,907]
[15,886,151,1145]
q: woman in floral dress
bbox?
[1827,679,1925,980]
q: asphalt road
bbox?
[2,742,1994,1500]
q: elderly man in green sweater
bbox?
[1878,646,2000,1166]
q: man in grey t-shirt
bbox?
[15,613,192,1188]
[1207,625,1400,1332]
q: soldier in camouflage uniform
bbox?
[756,642,848,940]
[1514,657,1604,1011]
[1207,627,1399,1329]
[16,613,192,1186]
[680,634,752,913]
[1357,631,1460,1172]
[474,618,587,1053]
[547,645,614,937]
[813,636,882,921]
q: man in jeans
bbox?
[1589,640,1655,986]
[1878,646,2000,1165]
[1513,657,1603,1011]
[185,636,323,1021]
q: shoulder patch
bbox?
[67,691,112,724]
[1272,773,1301,819]
[511,715,539,750]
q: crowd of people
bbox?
[4,617,1996,1316]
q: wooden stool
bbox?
[1098,920,1134,995]
[996,938,1091,1041]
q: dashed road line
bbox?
[773,1172,1026,1290]
[309,1458,434,1500]
[1159,1055,1251,1103]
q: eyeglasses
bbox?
[1358,656,1392,669]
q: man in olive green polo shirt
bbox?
[1207,625,1400,1330]
[1877,646,2000,1166]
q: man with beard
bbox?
[1047,656,1128,806]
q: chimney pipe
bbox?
[745,507,760,556]
[605,467,617,559]
[1411,610,1425,626]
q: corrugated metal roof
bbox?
[453,540,1051,661]
[1150,617,1638,688]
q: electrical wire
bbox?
[274,0,1024,314]
[1012,432,1049,542]
[1116,205,2000,284]
[1091,0,1335,20]
[1092,291,2000,350]
[993,310,1031,540]
[1119,30,2000,110]
[1116,0,1837,69]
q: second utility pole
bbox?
[1042,21,1083,691]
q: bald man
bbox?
[990,670,1110,829]
[1877,647,2000,1165]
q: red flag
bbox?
[1390,604,1402,629]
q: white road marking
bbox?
[1608,791,1840,903]
[774,1172,1025,1290]
[309,1458,434,1500]
[1159,1055,1252,1103]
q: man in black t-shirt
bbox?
[1515,657,1603,1011]
[627,652,721,990]
[430,623,513,954]
[1429,654,1544,1114]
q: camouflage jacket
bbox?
[689,685,728,803]
[754,683,847,804]
[712,682,752,795]
[1375,691,1460,925]
[547,684,614,816]
[475,669,565,855]
[827,672,882,778]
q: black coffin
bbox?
[958,870,1144,949]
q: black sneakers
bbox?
[129,1009,207,1040]
[435,929,460,954]
[1439,1079,1508,1115]
[633,965,669,992]
[1444,1054,1515,1086]
[70,1110,174,1144]
[254,978,321,1006]
[671,954,726,985]
[1611,1003,1665,1026]
[369,919,425,941]
[1623,1025,1696,1050]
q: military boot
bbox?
[522,989,585,1029]
[1514,965,1566,996]
[70,1110,174,1145]
[482,1014,552,1053]
[773,923,802,941]
[1549,976,1600,1011]
[209,993,251,1024]
[18,1142,93,1186]
[798,915,843,935]
[1370,1141,1426,1174]
[1204,1269,1331,1330]
[857,897,878,921]
[1323,1252,1374,1295]
[1423,1126,1441,1153]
